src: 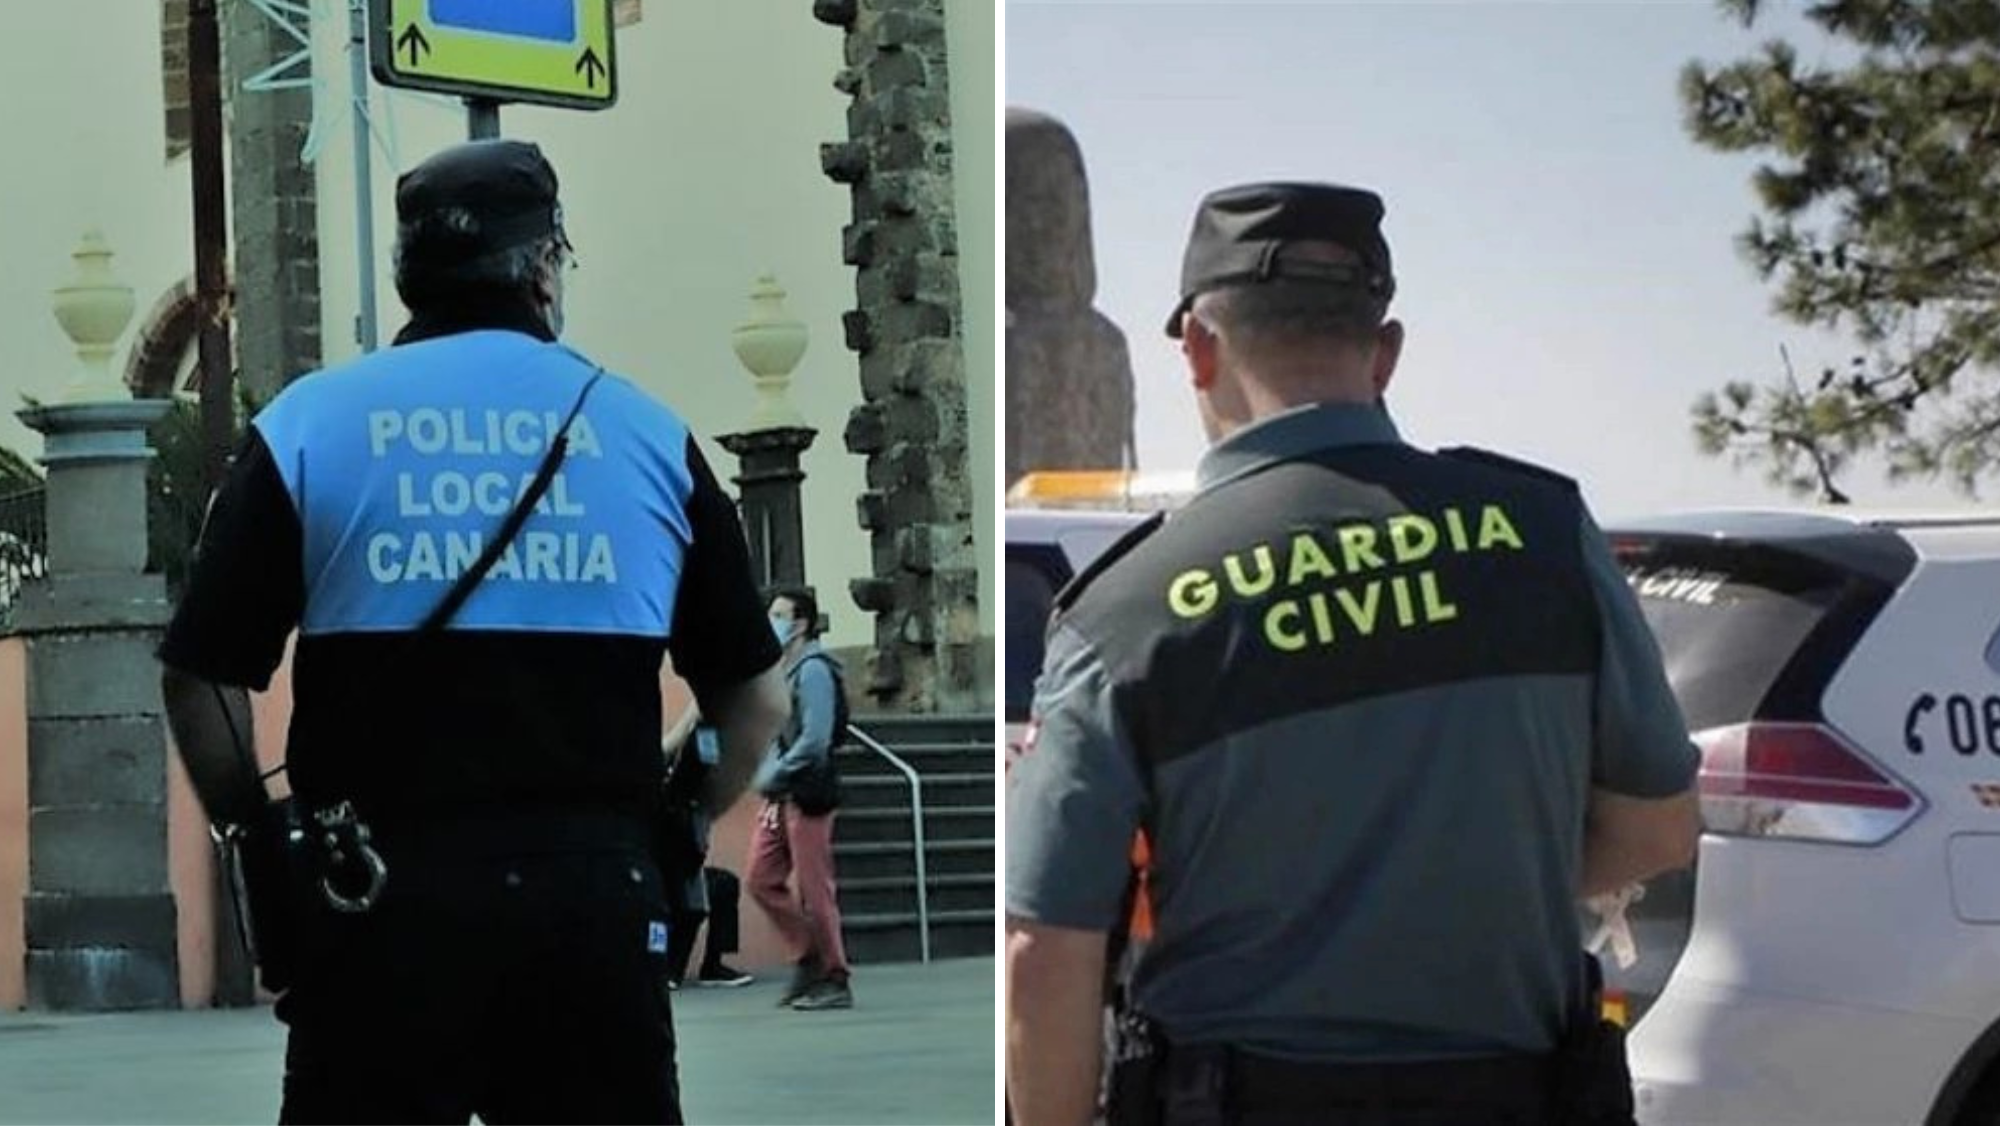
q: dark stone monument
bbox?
[1005,107,1136,488]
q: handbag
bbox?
[215,371,602,994]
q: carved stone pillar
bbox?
[815,0,980,713]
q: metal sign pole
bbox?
[189,0,235,495]
[348,0,380,351]
[467,98,501,139]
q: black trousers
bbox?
[273,827,680,1125]
[665,866,740,982]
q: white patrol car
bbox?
[1004,472,1187,767]
[1597,509,2000,1126]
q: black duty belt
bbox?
[365,808,653,859]
[1166,1044,1551,1116]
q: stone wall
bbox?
[814,0,980,713]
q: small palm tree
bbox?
[0,444,38,494]
[149,387,266,596]
[0,387,263,601]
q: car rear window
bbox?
[1612,538,1852,730]
[1006,549,1067,723]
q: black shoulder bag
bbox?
[214,372,602,994]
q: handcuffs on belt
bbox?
[308,800,389,913]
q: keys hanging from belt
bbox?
[1584,883,1644,970]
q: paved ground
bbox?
[0,957,996,1125]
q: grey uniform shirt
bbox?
[1005,402,1697,1062]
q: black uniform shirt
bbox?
[159,305,778,821]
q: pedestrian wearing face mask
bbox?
[747,586,856,1011]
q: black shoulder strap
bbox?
[418,371,603,633]
[1435,445,1579,492]
[800,651,851,741]
[1051,511,1166,616]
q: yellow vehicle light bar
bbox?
[1006,470,1196,508]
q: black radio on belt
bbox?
[1551,953,1640,1126]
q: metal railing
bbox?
[0,485,49,629]
[844,723,931,964]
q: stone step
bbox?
[835,743,992,779]
[849,714,993,747]
[837,772,991,810]
[836,805,993,846]
[835,838,992,882]
[837,873,993,916]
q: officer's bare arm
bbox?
[1580,786,1700,897]
[1006,917,1106,1126]
[662,700,701,760]
[694,660,790,816]
[160,665,267,829]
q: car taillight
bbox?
[1694,722,1924,845]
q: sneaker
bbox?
[777,959,820,1007]
[696,962,754,988]
[789,976,853,1011]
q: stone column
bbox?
[717,275,817,597]
[225,0,323,397]
[1005,108,1136,487]
[16,234,177,1010]
[815,0,981,713]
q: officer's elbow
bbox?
[719,663,790,748]
[1582,787,1702,894]
[1660,796,1702,869]
[1642,787,1702,871]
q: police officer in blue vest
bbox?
[1005,182,1703,1126]
[159,140,790,1124]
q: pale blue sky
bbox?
[1008,0,1969,519]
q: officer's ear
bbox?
[529,245,562,306]
[1182,313,1222,391]
[1369,319,1405,398]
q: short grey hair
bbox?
[1191,279,1388,353]
[393,208,562,309]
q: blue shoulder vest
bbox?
[253,330,694,638]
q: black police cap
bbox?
[1165,182,1395,338]
[395,140,567,267]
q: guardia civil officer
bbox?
[1005,182,1702,1126]
[159,140,790,1124]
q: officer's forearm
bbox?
[662,702,701,759]
[1006,918,1106,1126]
[160,666,266,828]
[696,663,790,816]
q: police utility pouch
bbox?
[1102,1006,1167,1126]
[1551,953,1640,1126]
[217,372,603,995]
